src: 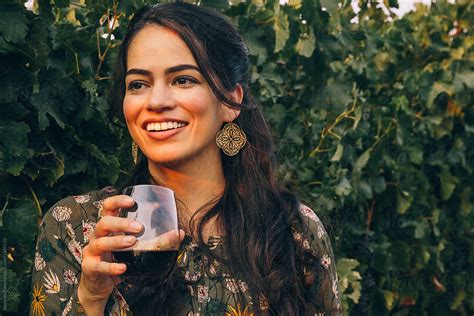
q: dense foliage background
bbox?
[0,0,472,314]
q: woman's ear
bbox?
[222,84,243,122]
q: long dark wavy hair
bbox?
[109,2,330,315]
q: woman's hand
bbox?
[78,195,142,315]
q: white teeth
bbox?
[146,121,186,132]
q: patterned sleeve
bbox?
[30,188,132,316]
[296,204,342,316]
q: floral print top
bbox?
[30,187,341,316]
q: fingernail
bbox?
[130,221,142,232]
[124,236,136,244]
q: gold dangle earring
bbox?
[132,141,138,164]
[216,122,247,156]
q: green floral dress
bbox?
[30,187,341,316]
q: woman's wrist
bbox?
[77,283,108,316]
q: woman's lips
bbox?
[145,121,187,132]
[144,124,186,141]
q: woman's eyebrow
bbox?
[126,69,152,77]
[126,64,201,77]
[164,64,201,75]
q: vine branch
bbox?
[310,84,360,157]
[0,195,9,227]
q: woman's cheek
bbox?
[123,97,141,123]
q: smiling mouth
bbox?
[146,121,187,132]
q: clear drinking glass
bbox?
[112,185,180,284]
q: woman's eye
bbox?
[127,81,147,91]
[173,76,198,86]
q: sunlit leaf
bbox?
[397,190,413,214]
[295,28,316,57]
[273,10,289,52]
[335,177,351,196]
[353,149,370,174]
[438,169,458,201]
[330,143,344,162]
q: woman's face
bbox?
[123,26,240,168]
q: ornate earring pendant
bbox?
[132,141,138,164]
[216,122,247,156]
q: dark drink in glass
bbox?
[112,185,180,284]
[113,250,178,282]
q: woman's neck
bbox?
[146,159,225,234]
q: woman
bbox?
[30,3,341,315]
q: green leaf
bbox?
[0,102,28,120]
[358,180,372,199]
[201,0,230,11]
[273,10,290,52]
[31,92,66,130]
[288,0,302,8]
[0,35,14,53]
[453,71,474,90]
[330,143,344,162]
[390,241,410,270]
[438,169,458,201]
[317,81,353,111]
[4,199,38,245]
[251,0,265,7]
[372,176,386,193]
[0,121,31,175]
[397,190,413,214]
[40,155,65,187]
[426,82,453,109]
[408,146,423,165]
[0,5,28,44]
[353,149,370,174]
[295,28,316,58]
[451,290,466,310]
[460,187,471,217]
[335,177,352,196]
[373,52,391,72]
[383,290,395,310]
[337,258,362,304]
[246,29,268,65]
[403,220,430,239]
[55,0,70,8]
[320,0,338,15]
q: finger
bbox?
[88,235,137,255]
[82,259,127,278]
[93,216,143,238]
[102,195,135,216]
[178,229,186,241]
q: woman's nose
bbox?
[146,83,176,112]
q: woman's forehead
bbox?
[126,25,197,70]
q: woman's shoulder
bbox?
[293,203,334,259]
[295,204,328,235]
[42,186,119,224]
[42,186,120,223]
